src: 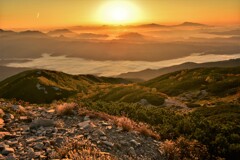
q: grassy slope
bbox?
[0,69,132,103]
[142,67,240,96]
[91,84,166,105]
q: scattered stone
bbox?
[101,122,110,126]
[84,116,90,121]
[47,109,55,113]
[12,105,26,113]
[0,132,11,139]
[0,143,7,150]
[102,141,114,147]
[29,119,55,129]
[2,114,14,123]
[78,120,90,129]
[5,154,16,160]
[96,129,106,136]
[0,109,5,117]
[0,118,4,128]
[128,147,136,157]
[100,136,107,141]
[130,139,141,146]
[0,102,162,159]
[2,147,14,155]
[139,99,149,106]
[54,137,66,147]
[33,142,44,151]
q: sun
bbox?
[96,1,141,25]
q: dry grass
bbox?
[159,137,209,160]
[55,103,77,116]
[137,124,160,140]
[78,107,113,121]
[49,138,115,160]
[78,107,160,140]
[114,116,134,131]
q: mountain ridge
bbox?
[117,58,240,80]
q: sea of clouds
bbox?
[6,53,240,76]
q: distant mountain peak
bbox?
[118,32,145,39]
[138,23,166,28]
[179,22,207,27]
[19,30,46,37]
[48,29,73,34]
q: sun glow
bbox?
[96,1,141,24]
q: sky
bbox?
[0,0,239,29]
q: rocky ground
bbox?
[0,102,162,160]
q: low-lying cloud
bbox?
[6,53,240,76]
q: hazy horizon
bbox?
[0,0,239,77]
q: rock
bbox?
[120,140,129,146]
[0,118,4,128]
[26,148,35,159]
[47,109,55,113]
[130,139,141,146]
[29,119,55,129]
[0,109,5,117]
[139,99,149,106]
[0,143,8,150]
[12,105,26,113]
[6,154,16,160]
[96,129,106,136]
[83,116,90,121]
[33,142,44,151]
[106,126,112,130]
[100,136,107,141]
[0,154,5,159]
[0,132,11,139]
[78,120,90,129]
[128,147,136,157]
[33,152,41,158]
[3,114,14,123]
[101,122,110,126]
[19,116,31,122]
[2,147,14,155]
[102,141,114,147]
[54,137,66,147]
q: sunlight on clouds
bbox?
[6,53,240,77]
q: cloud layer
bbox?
[6,53,240,76]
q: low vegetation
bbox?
[77,106,160,140]
[143,67,240,96]
[49,138,114,160]
[55,102,77,115]
[1,67,240,159]
[79,100,240,159]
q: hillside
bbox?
[143,67,240,97]
[0,70,131,103]
[0,67,240,159]
[91,84,167,106]
[118,58,240,80]
[0,101,163,159]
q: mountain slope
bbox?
[91,84,167,106]
[0,70,131,103]
[118,58,240,80]
[143,67,240,96]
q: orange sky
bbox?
[0,0,239,29]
